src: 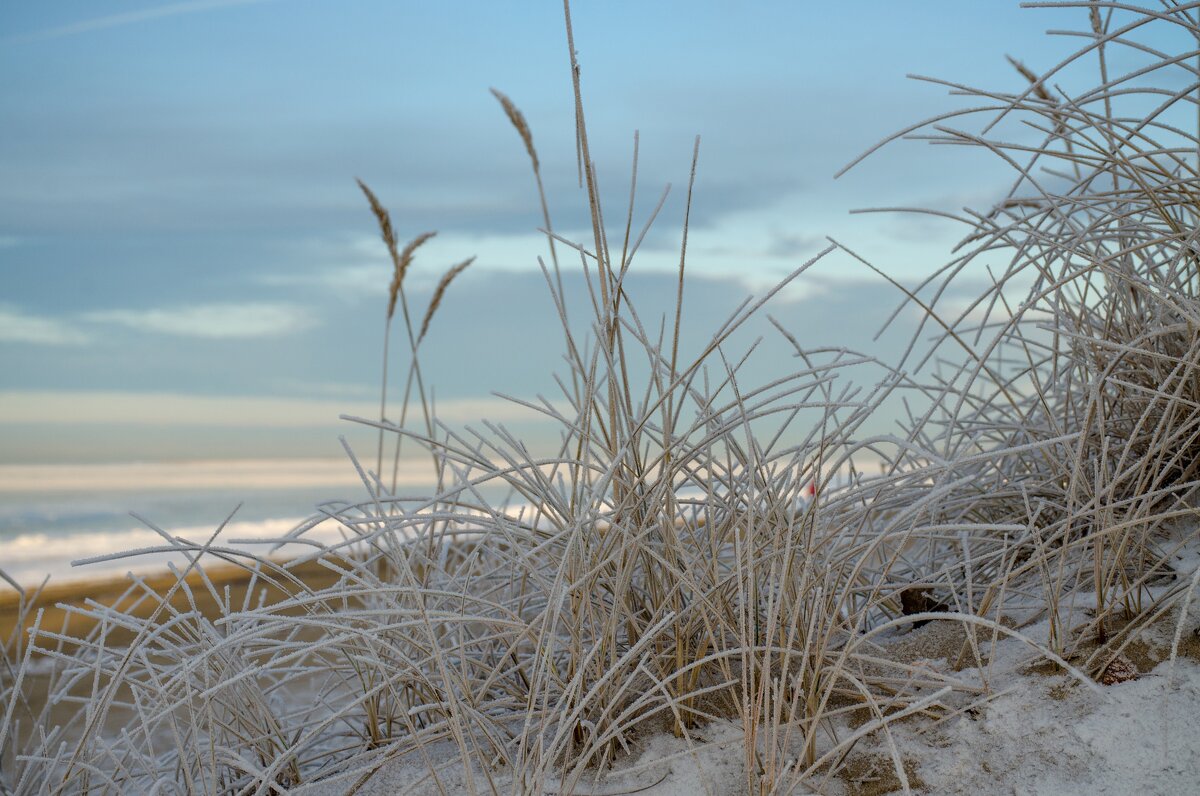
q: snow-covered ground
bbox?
[300,532,1200,796]
[296,618,1200,796]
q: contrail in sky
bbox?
[6,0,277,43]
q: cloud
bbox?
[0,458,366,493]
[258,230,565,298]
[6,0,277,43]
[764,232,827,259]
[696,231,826,261]
[85,302,313,338]
[0,306,89,345]
[0,390,559,427]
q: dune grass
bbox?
[4,1,1200,793]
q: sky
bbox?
[0,0,1184,466]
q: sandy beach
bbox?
[0,556,347,647]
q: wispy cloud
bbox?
[0,458,368,492]
[0,391,559,427]
[697,231,825,261]
[6,0,277,43]
[86,302,313,339]
[257,231,553,297]
[0,306,89,345]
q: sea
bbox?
[0,458,439,590]
[0,455,843,591]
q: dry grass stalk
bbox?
[418,256,475,343]
[1004,54,1054,105]
[490,88,538,172]
[390,231,437,320]
[355,179,438,319]
[490,85,564,301]
[356,178,396,258]
[355,178,443,483]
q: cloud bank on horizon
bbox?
[0,1,1160,463]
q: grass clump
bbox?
[4,2,1200,794]
[836,0,1200,662]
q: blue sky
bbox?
[0,1,1176,464]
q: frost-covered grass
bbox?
[5,2,1200,794]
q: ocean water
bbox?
[0,457,839,590]
[0,458,436,589]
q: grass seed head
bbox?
[357,178,398,261]
[419,256,475,343]
[490,87,539,172]
[389,231,437,319]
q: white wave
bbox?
[0,514,331,589]
[0,471,851,591]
